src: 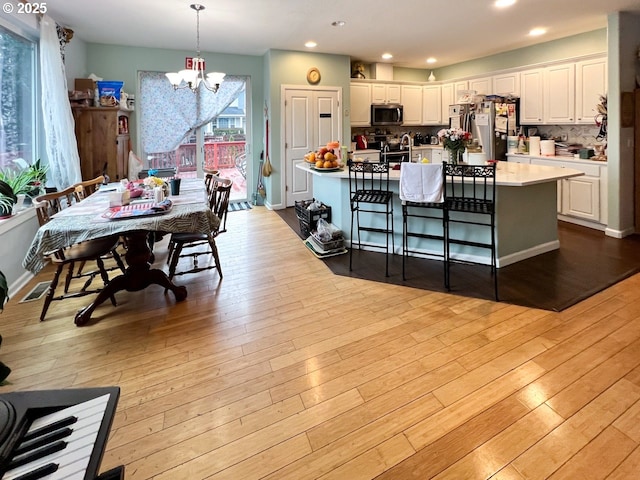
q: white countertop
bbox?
[297,160,584,187]
[507,153,608,166]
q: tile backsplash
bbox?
[531,125,603,147]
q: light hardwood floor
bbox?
[2,206,640,479]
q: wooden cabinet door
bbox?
[493,72,520,96]
[562,176,600,221]
[575,57,607,124]
[520,68,544,124]
[350,83,371,126]
[401,85,422,125]
[545,63,575,123]
[422,85,442,125]
[469,76,492,95]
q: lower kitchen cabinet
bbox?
[515,155,608,229]
[73,107,130,181]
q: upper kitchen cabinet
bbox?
[575,57,607,124]
[350,82,372,126]
[520,68,545,124]
[544,62,575,123]
[493,72,520,96]
[422,85,442,125]
[371,83,401,104]
[400,84,423,125]
[441,81,468,122]
[469,76,492,95]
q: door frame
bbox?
[280,84,342,208]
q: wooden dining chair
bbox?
[166,178,233,280]
[72,175,105,201]
[33,188,124,321]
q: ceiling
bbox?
[47,0,640,70]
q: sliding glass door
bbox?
[139,73,250,201]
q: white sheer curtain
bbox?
[39,15,82,190]
[139,72,245,154]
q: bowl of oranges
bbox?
[304,141,343,171]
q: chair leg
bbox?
[64,261,75,293]
[402,205,407,281]
[349,208,355,272]
[208,237,223,279]
[385,205,390,277]
[168,242,184,281]
[40,265,63,321]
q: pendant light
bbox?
[166,4,225,93]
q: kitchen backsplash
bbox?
[528,125,603,147]
[352,124,604,148]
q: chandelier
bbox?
[165,4,225,93]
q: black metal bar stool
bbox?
[399,162,446,283]
[347,159,394,277]
[443,162,498,300]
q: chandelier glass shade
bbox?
[166,4,225,93]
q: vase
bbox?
[446,149,464,164]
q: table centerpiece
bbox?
[437,127,471,164]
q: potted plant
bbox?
[0,160,48,217]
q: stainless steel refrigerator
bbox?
[449,99,518,161]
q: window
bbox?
[0,24,36,169]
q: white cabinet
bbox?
[520,68,544,124]
[350,83,372,126]
[575,57,607,124]
[493,72,520,96]
[422,85,442,125]
[469,76,492,95]
[371,83,401,104]
[528,156,607,227]
[440,81,467,124]
[544,63,575,123]
[401,85,423,125]
[562,175,600,221]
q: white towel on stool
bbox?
[399,163,444,203]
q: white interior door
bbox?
[284,87,341,207]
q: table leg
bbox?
[75,230,187,326]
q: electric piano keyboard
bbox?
[0,387,123,480]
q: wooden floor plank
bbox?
[3,207,640,479]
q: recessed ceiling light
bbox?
[495,0,516,7]
[529,27,547,36]
[426,57,437,64]
[305,41,317,48]
[331,20,346,27]
[382,53,393,60]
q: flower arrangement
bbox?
[142,175,166,188]
[437,127,472,164]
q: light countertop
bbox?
[297,160,584,187]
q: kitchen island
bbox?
[296,161,584,267]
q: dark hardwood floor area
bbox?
[3,207,640,479]
[276,207,640,311]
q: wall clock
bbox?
[307,67,321,85]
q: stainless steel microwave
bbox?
[371,103,403,126]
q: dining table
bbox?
[22,178,218,326]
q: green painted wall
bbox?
[265,49,351,208]
[392,29,607,82]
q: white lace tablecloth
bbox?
[23,181,219,274]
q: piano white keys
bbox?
[2,394,111,480]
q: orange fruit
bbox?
[323,160,332,168]
[316,160,324,168]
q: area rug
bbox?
[228,201,252,212]
[275,207,640,312]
